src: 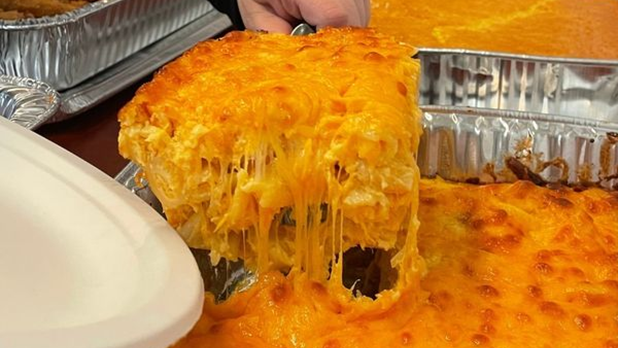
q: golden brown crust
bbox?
[173,179,618,348]
[0,0,95,19]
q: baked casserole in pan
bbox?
[119,28,618,348]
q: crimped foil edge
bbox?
[0,74,60,130]
[417,49,618,123]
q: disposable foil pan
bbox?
[52,10,231,122]
[0,11,230,129]
[115,49,618,191]
[0,0,214,91]
[414,49,618,190]
[0,74,59,129]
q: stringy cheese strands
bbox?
[118,28,424,296]
[117,26,618,348]
[173,179,618,348]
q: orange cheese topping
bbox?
[174,179,618,348]
[119,28,424,291]
[371,0,618,59]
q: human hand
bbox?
[238,0,370,34]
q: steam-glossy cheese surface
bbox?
[174,179,618,348]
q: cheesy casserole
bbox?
[174,179,618,348]
[119,27,424,291]
[119,27,618,348]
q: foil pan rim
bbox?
[417,47,618,66]
[0,74,60,130]
[1,0,215,90]
[420,105,618,130]
[0,0,122,29]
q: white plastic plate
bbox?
[0,117,203,348]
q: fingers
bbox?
[297,0,349,28]
[239,0,294,33]
[352,0,370,27]
[238,0,371,34]
[297,0,364,29]
[361,0,371,26]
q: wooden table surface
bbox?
[36,80,147,178]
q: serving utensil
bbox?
[291,23,315,36]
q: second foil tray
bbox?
[0,0,215,91]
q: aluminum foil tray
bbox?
[417,49,618,123]
[0,0,214,91]
[414,49,618,190]
[0,75,59,129]
[1,11,230,129]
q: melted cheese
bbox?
[371,0,618,59]
[174,179,618,348]
[119,27,618,348]
[119,28,424,293]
